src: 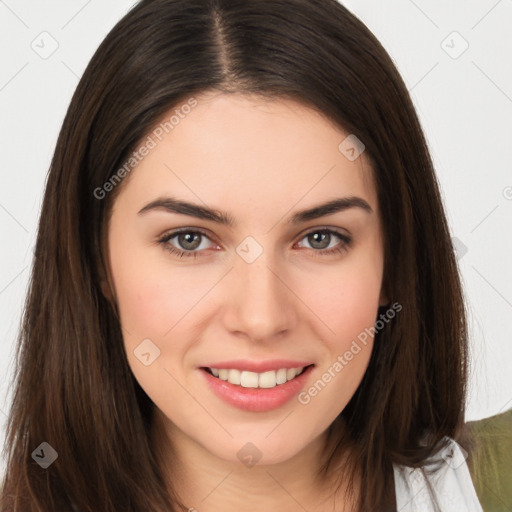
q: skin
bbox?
[105,91,387,511]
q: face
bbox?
[106,91,386,467]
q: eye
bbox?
[295,228,352,256]
[157,227,352,259]
[157,229,217,259]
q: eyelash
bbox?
[157,228,352,259]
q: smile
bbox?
[200,363,315,412]
[205,366,307,389]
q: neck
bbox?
[150,409,358,512]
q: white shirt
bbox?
[393,437,484,511]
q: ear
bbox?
[100,278,113,301]
[378,285,390,308]
[98,224,117,305]
[98,260,117,305]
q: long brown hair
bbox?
[0,0,468,510]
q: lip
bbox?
[200,364,315,412]
[200,359,313,373]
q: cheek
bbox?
[108,243,205,409]
[294,252,383,413]
[109,241,209,339]
[304,253,383,347]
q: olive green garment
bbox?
[465,408,512,512]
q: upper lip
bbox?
[200,359,314,373]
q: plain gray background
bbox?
[1,0,511,475]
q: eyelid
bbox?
[158,227,220,250]
[159,226,218,242]
[295,224,351,240]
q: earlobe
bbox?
[98,261,117,306]
[100,279,112,301]
[378,288,390,308]
[100,278,119,312]
[99,229,117,305]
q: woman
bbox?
[0,0,484,510]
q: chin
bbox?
[201,429,318,468]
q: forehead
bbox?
[113,91,378,220]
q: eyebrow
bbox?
[137,195,372,226]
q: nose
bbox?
[221,250,298,343]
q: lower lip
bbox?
[201,366,314,412]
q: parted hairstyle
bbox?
[0,0,468,510]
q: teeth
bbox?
[287,368,298,380]
[259,370,276,388]
[276,368,287,385]
[240,371,259,388]
[227,369,241,385]
[208,366,305,388]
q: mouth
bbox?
[201,365,311,389]
[197,359,315,412]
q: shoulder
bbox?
[393,437,484,512]
[464,408,512,511]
